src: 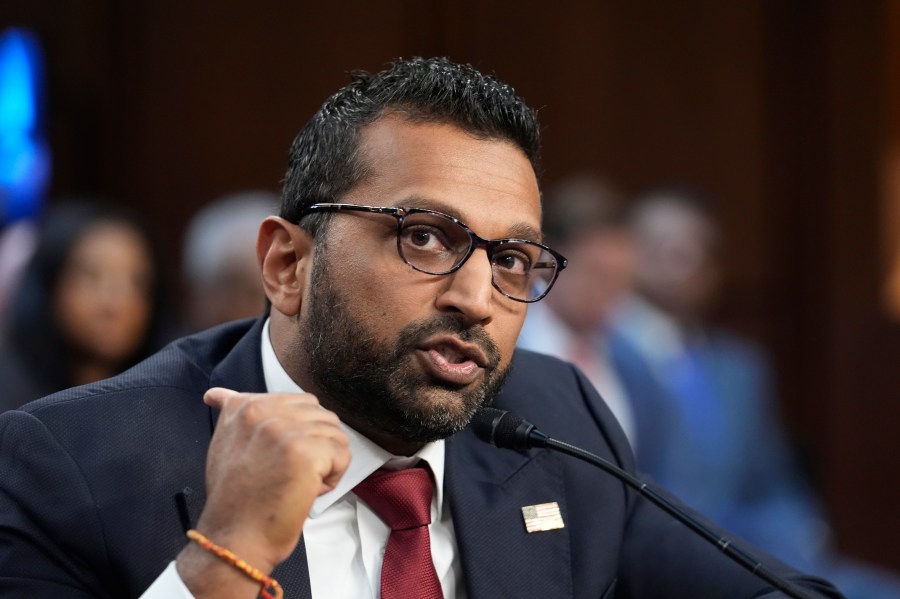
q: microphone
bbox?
[471,408,817,599]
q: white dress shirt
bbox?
[141,319,466,598]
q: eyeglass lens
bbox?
[396,211,557,301]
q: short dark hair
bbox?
[280,57,541,235]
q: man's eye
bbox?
[493,250,532,275]
[411,230,432,247]
[402,226,448,251]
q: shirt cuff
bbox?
[139,561,195,598]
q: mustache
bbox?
[395,315,502,369]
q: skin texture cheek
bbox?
[325,232,420,340]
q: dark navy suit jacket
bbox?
[0,318,841,598]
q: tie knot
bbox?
[353,465,434,530]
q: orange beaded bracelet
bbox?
[186,529,284,599]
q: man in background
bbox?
[518,174,655,447]
[613,188,900,598]
[181,191,276,331]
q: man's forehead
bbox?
[350,116,543,238]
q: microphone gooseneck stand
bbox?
[471,408,818,599]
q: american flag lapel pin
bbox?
[521,501,565,533]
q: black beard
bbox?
[297,251,510,445]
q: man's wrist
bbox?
[175,534,276,599]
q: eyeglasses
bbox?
[298,203,567,303]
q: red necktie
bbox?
[353,466,443,599]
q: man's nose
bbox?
[433,249,495,325]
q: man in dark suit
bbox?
[0,57,841,598]
[612,189,900,597]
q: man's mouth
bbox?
[415,336,490,386]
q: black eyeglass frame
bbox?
[298,202,568,303]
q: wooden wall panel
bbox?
[827,0,900,564]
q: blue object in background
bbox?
[0,28,50,226]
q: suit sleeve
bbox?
[730,348,830,569]
[0,409,112,597]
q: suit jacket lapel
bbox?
[447,426,573,599]
[271,541,313,599]
[173,318,269,524]
[208,317,269,425]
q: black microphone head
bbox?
[470,407,545,450]
[470,407,512,446]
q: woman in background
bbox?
[0,201,171,411]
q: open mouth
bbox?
[415,336,489,386]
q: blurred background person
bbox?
[612,188,900,598]
[518,174,656,446]
[0,200,172,412]
[180,190,275,331]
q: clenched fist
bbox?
[176,387,351,598]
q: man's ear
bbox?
[257,216,313,317]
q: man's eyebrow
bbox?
[505,222,543,243]
[399,195,543,243]
[398,195,463,218]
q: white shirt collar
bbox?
[260,318,447,519]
